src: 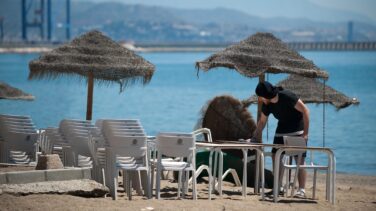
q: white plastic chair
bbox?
[107,135,151,200]
[99,119,148,196]
[192,128,242,196]
[58,119,99,167]
[155,133,205,200]
[282,136,329,199]
[0,114,39,164]
[148,129,213,198]
[88,135,107,186]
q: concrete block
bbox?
[0,173,7,184]
[6,170,45,184]
[45,168,83,181]
[82,168,92,180]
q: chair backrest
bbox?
[5,131,38,154]
[58,119,103,158]
[44,127,66,145]
[101,119,145,140]
[99,119,141,127]
[192,128,213,142]
[0,114,31,119]
[109,136,148,158]
[0,114,38,155]
[69,134,92,157]
[103,119,140,124]
[59,119,92,134]
[0,114,33,130]
[283,136,307,156]
[0,115,36,136]
[156,133,195,158]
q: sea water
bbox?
[0,51,375,175]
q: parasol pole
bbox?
[257,74,265,142]
[323,79,326,147]
[255,73,265,194]
[86,71,94,120]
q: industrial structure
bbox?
[21,0,70,41]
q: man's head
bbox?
[255,81,278,103]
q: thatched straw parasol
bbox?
[0,82,34,100]
[196,32,329,140]
[242,74,359,109]
[196,32,329,79]
[29,30,155,120]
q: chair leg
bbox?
[284,167,289,197]
[136,171,143,196]
[91,165,97,182]
[150,165,155,196]
[127,171,132,200]
[208,169,212,200]
[313,169,317,199]
[123,170,127,195]
[325,170,331,201]
[208,150,216,194]
[183,171,189,197]
[101,167,106,187]
[218,151,224,196]
[156,166,161,199]
[146,169,151,199]
[192,170,197,200]
[213,151,218,192]
[177,170,182,198]
[112,171,118,200]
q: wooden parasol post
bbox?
[86,71,94,120]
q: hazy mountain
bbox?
[81,0,376,23]
[1,0,375,43]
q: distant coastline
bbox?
[1,41,376,53]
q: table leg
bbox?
[255,150,260,194]
[242,149,247,197]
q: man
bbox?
[252,81,309,197]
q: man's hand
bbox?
[303,134,308,142]
[250,137,260,143]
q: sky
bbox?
[84,0,376,21]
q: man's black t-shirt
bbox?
[261,89,303,133]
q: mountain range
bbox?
[0,0,375,43]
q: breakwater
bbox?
[288,42,376,51]
[1,41,376,53]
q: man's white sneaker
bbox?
[294,189,306,198]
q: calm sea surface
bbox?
[0,51,375,175]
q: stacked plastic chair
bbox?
[39,119,105,184]
[58,119,103,168]
[99,119,150,200]
[0,114,39,164]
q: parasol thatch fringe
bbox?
[196,32,329,79]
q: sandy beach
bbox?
[0,171,375,211]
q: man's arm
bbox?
[295,99,310,141]
[252,112,268,143]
